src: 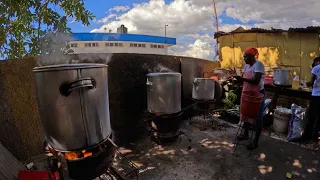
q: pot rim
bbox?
[33,63,108,72]
[147,72,181,76]
[194,78,216,80]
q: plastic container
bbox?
[273,113,291,134]
[240,91,264,118]
[264,75,273,85]
[18,171,60,180]
[292,75,300,90]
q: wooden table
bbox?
[264,84,311,113]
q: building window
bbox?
[105,43,109,47]
[110,43,114,47]
[85,43,91,47]
[119,43,123,47]
[92,43,99,47]
[130,43,134,47]
[142,44,146,48]
[150,44,154,48]
[115,43,119,47]
[138,44,142,48]
[70,43,78,48]
[134,44,137,47]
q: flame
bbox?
[65,152,79,160]
[83,152,93,158]
[210,76,219,81]
[63,146,103,160]
[82,149,92,158]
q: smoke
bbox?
[35,33,113,66]
[142,63,175,73]
[36,53,113,66]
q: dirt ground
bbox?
[117,116,320,180]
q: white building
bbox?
[69,32,176,55]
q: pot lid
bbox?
[33,63,108,72]
[147,72,181,76]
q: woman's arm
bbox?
[306,74,316,87]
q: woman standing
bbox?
[235,47,265,150]
[305,57,320,150]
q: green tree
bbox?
[0,0,94,59]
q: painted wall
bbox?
[0,53,219,160]
[70,41,169,55]
[0,58,44,161]
[218,32,319,80]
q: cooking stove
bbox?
[145,112,183,144]
[192,99,216,119]
[44,138,139,180]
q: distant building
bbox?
[215,26,320,79]
[117,25,128,34]
[69,25,176,55]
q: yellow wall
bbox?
[219,32,319,80]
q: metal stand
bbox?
[59,153,72,180]
[232,120,256,157]
[148,112,183,144]
[191,99,216,120]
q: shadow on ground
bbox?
[115,116,320,180]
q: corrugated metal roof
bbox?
[214,26,320,38]
[72,33,177,45]
[0,143,25,180]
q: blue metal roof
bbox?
[72,33,176,45]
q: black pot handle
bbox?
[60,78,96,96]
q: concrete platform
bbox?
[119,116,320,180]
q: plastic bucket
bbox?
[240,91,263,118]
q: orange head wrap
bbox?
[244,47,259,58]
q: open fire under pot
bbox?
[192,78,216,119]
[33,64,138,180]
[146,72,183,143]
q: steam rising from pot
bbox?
[142,63,174,73]
[35,33,113,66]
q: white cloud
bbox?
[183,34,216,59]
[95,14,117,24]
[92,0,213,37]
[91,0,320,60]
[109,5,130,13]
[92,0,215,59]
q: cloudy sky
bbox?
[68,0,320,60]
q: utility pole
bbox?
[212,0,219,34]
[165,24,169,55]
[212,0,219,59]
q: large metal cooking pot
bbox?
[273,69,290,85]
[33,64,111,151]
[147,72,181,115]
[192,78,216,101]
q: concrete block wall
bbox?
[0,53,220,160]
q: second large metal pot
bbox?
[33,64,111,151]
[147,72,181,115]
[192,78,216,101]
[273,69,290,85]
